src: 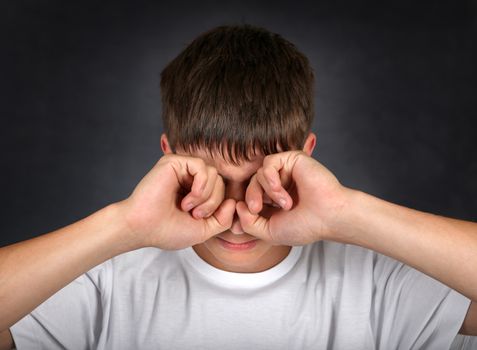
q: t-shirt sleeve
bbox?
[450,334,477,350]
[371,252,472,350]
[9,261,108,350]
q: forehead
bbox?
[178,148,264,182]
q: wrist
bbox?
[105,201,146,254]
[323,187,364,244]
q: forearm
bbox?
[333,189,477,301]
[0,202,136,331]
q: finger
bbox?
[256,167,293,210]
[235,201,272,242]
[245,174,264,214]
[168,156,207,209]
[201,198,236,240]
[257,152,301,210]
[261,153,296,191]
[181,165,217,211]
[192,175,225,219]
[262,193,281,208]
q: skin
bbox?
[160,133,317,273]
[0,132,476,350]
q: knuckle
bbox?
[159,153,174,165]
[256,168,265,180]
[195,185,210,199]
[249,173,259,184]
[263,167,276,182]
[207,167,218,183]
[216,180,225,195]
[164,157,185,175]
[207,165,218,176]
[264,152,277,161]
[194,157,206,168]
[216,174,225,186]
[191,183,206,197]
[263,154,274,166]
[205,202,220,215]
[210,182,223,198]
[200,201,219,217]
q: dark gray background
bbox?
[1,1,476,246]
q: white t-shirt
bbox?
[10,241,473,349]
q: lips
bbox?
[216,237,259,251]
[218,238,257,244]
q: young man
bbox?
[0,25,476,349]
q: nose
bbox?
[230,213,244,234]
[225,181,246,235]
[224,181,246,202]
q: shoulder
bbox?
[305,241,376,268]
[107,247,179,271]
[306,241,412,272]
[300,241,378,289]
[80,247,178,287]
[304,241,424,288]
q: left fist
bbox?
[236,151,349,245]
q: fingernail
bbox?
[185,202,194,211]
[196,210,206,218]
[279,198,287,208]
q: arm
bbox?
[0,155,233,334]
[0,330,14,350]
[238,151,477,335]
[338,190,477,335]
[461,301,477,335]
[334,189,477,306]
[0,203,129,333]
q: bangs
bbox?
[171,110,308,165]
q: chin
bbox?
[195,237,269,272]
[194,229,292,273]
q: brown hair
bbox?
[160,24,314,164]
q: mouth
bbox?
[216,237,259,251]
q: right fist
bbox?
[117,154,235,250]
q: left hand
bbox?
[236,151,350,245]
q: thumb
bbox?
[235,201,273,242]
[201,198,236,240]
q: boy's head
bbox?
[159,25,316,273]
[160,24,315,164]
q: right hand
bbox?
[117,154,235,250]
